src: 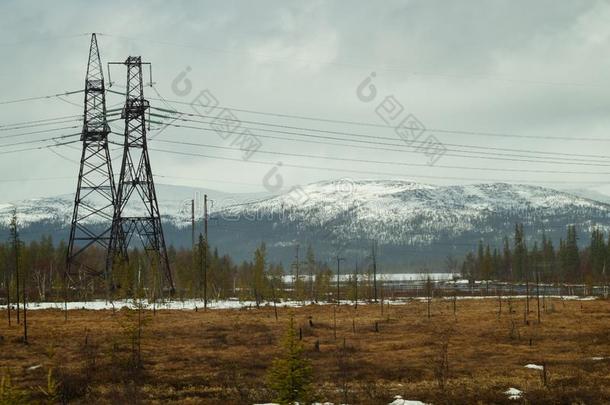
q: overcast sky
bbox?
[2,0,610,201]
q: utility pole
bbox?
[372,240,378,302]
[336,256,345,304]
[203,194,208,309]
[108,56,174,294]
[10,211,20,324]
[191,199,195,250]
[536,269,541,323]
[293,244,300,300]
[67,33,116,296]
[354,260,358,308]
[11,214,27,343]
[204,194,208,239]
[4,246,10,326]
[23,257,27,344]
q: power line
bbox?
[149,147,610,185]
[131,94,610,143]
[147,119,610,167]
[0,89,84,105]
[0,133,81,149]
[0,114,82,129]
[149,108,610,162]
[0,176,73,183]
[47,146,79,164]
[0,33,91,47]
[151,138,610,175]
[0,139,81,156]
[0,118,118,140]
[156,174,265,188]
[0,126,82,140]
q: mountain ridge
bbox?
[1,179,609,269]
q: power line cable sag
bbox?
[0,139,81,155]
[0,89,84,105]
[0,125,81,140]
[150,138,610,175]
[149,108,610,161]
[0,133,81,149]
[0,115,82,129]
[146,119,610,167]
[148,147,610,185]
[111,92,610,143]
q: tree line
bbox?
[0,225,380,304]
[460,223,609,284]
[3,219,609,305]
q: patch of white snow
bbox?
[505,387,522,400]
[524,364,544,370]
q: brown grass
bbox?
[1,298,609,404]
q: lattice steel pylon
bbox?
[66,33,116,288]
[107,56,174,293]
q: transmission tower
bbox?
[66,33,116,286]
[108,56,174,292]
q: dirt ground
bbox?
[1,297,610,404]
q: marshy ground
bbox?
[1,297,609,404]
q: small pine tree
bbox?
[267,316,313,404]
[0,370,29,404]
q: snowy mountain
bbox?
[1,179,609,269]
[212,180,610,266]
[222,179,610,244]
[0,183,270,228]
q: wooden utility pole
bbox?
[203,194,208,310]
[536,270,541,323]
[354,261,358,308]
[294,244,300,300]
[204,195,208,241]
[5,278,9,326]
[525,272,530,320]
[372,240,378,302]
[10,211,20,325]
[10,212,26,341]
[270,277,278,321]
[191,199,195,250]
[23,261,27,344]
[336,256,345,304]
[4,246,10,326]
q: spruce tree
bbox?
[565,225,580,281]
[305,244,316,301]
[502,236,512,280]
[541,233,555,281]
[267,316,313,404]
[589,228,605,277]
[253,242,267,306]
[513,223,527,280]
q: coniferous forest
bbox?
[459,224,608,285]
[1,218,609,304]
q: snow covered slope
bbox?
[0,183,270,228]
[1,179,609,266]
[220,179,610,245]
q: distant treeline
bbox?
[3,218,609,304]
[0,228,374,303]
[460,223,609,284]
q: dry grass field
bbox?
[1,298,610,404]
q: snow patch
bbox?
[524,364,544,370]
[505,387,523,400]
[2,296,599,311]
[27,364,42,371]
[388,395,428,405]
